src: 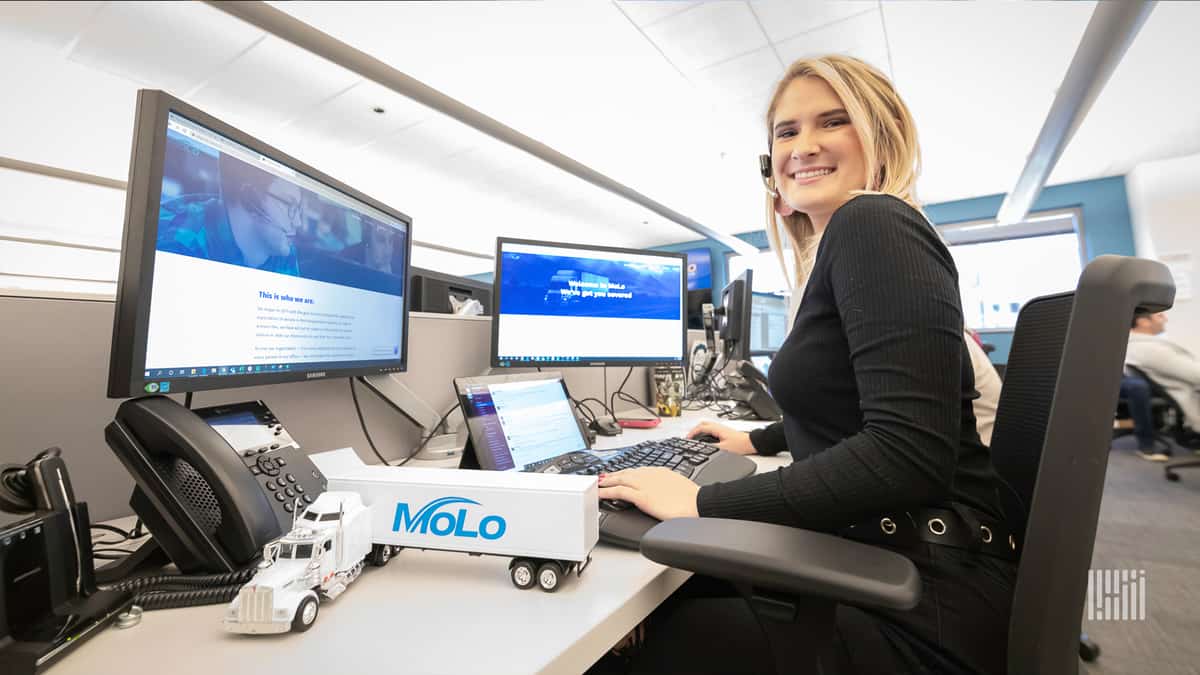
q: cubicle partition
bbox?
[0,295,649,522]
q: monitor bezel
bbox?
[490,237,687,369]
[106,89,413,398]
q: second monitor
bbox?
[491,238,687,368]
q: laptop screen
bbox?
[457,375,588,471]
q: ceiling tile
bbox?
[882,1,1096,203]
[0,1,105,51]
[188,36,360,136]
[1050,1,1200,187]
[691,46,783,110]
[0,37,138,179]
[643,2,769,72]
[615,1,701,28]
[773,9,891,76]
[67,1,263,94]
[749,0,877,44]
[282,80,431,152]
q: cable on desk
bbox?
[90,522,148,546]
[609,367,659,421]
[570,397,599,425]
[349,377,394,467]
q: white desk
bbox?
[56,413,784,675]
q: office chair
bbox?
[639,255,1174,675]
[1113,372,1162,452]
[1122,365,1200,481]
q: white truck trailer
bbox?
[225,449,598,633]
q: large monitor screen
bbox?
[491,238,686,368]
[108,90,411,397]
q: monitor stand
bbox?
[359,374,467,460]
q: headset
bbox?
[0,446,72,514]
[758,153,777,198]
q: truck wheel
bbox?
[537,561,564,593]
[509,559,536,590]
[292,594,319,632]
[371,544,393,567]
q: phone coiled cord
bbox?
[133,584,245,611]
[102,567,256,594]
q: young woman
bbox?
[597,55,1016,674]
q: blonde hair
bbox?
[764,55,923,291]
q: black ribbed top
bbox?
[698,194,1004,529]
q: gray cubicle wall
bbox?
[0,296,650,522]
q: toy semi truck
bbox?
[224,449,598,634]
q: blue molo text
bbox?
[392,497,506,540]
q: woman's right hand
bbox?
[686,421,756,456]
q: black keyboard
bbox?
[583,437,757,549]
[584,436,721,477]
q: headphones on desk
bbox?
[0,446,65,513]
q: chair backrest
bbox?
[989,256,1173,675]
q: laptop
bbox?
[454,372,757,548]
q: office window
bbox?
[727,249,792,354]
[941,210,1084,330]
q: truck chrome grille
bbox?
[237,586,273,623]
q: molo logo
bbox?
[392,497,506,540]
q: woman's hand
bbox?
[686,421,757,455]
[597,468,700,521]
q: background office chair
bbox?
[640,255,1174,675]
[1121,365,1200,481]
[1113,372,1165,453]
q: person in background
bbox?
[965,329,1002,446]
[1126,310,1200,458]
[597,55,1015,674]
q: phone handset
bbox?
[108,396,281,570]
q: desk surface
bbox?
[57,413,783,675]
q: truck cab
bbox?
[224,492,374,634]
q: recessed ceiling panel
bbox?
[68,1,263,94]
[643,1,769,72]
[749,0,878,45]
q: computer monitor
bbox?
[718,270,754,362]
[410,267,492,315]
[750,291,789,353]
[107,90,412,398]
[491,238,687,368]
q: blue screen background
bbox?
[499,252,681,320]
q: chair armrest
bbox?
[640,518,920,611]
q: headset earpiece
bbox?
[759,153,779,198]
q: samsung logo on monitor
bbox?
[306,372,326,379]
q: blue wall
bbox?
[652,175,1137,363]
[653,230,769,295]
[924,176,1135,362]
